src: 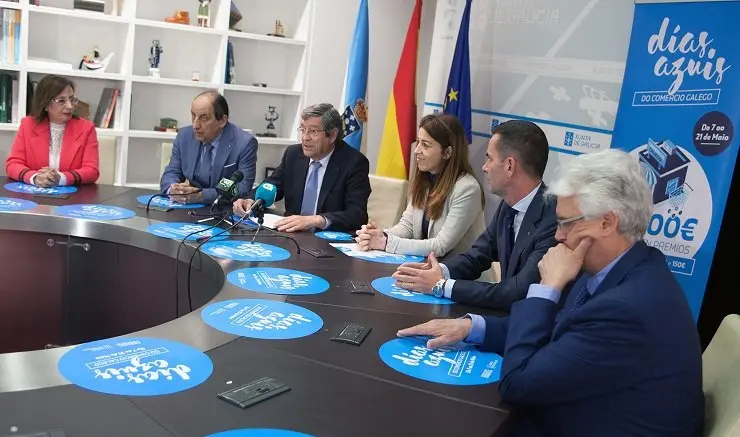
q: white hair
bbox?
[547,149,653,243]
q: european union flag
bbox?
[443,0,472,144]
[341,0,369,150]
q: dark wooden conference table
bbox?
[0,177,510,437]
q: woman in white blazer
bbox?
[356,113,485,259]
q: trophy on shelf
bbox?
[259,106,279,137]
[268,19,286,38]
[78,46,114,73]
[148,40,163,78]
[197,0,211,28]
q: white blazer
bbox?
[385,173,485,259]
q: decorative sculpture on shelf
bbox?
[78,46,114,73]
[154,118,178,133]
[197,0,211,28]
[164,10,190,25]
[149,40,163,78]
[259,106,279,137]
[268,19,286,38]
[229,2,243,30]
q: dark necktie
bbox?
[503,204,517,258]
[195,143,214,188]
[572,281,591,311]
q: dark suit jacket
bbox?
[250,141,371,233]
[444,184,557,310]
[482,242,704,437]
[160,122,258,204]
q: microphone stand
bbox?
[145,193,170,212]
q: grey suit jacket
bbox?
[385,173,485,259]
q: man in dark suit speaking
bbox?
[160,90,257,204]
[233,103,371,233]
[398,149,704,437]
[392,120,557,310]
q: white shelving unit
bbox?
[0,0,314,187]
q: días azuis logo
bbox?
[0,197,37,212]
[634,139,711,276]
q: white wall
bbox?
[305,0,437,171]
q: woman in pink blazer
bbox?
[5,74,99,186]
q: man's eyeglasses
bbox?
[297,127,325,137]
[557,215,584,231]
[50,96,79,106]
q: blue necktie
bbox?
[572,281,591,311]
[195,143,213,188]
[301,161,322,215]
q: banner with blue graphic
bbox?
[226,267,329,295]
[201,299,323,340]
[372,277,453,305]
[4,182,77,195]
[0,197,37,212]
[55,204,136,221]
[612,0,740,318]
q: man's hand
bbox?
[397,318,472,350]
[392,253,443,293]
[169,179,200,196]
[275,215,325,233]
[170,191,204,204]
[538,238,593,291]
[355,220,386,251]
[233,198,255,217]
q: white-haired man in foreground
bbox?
[398,149,704,437]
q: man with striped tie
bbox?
[397,149,704,437]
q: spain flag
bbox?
[375,0,422,180]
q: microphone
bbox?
[248,181,278,215]
[212,171,244,207]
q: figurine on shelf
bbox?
[149,40,163,78]
[164,10,190,25]
[197,0,211,28]
[268,19,286,38]
[78,46,114,73]
[259,106,279,137]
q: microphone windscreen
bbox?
[231,171,244,183]
[255,182,277,208]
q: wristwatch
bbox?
[431,279,447,298]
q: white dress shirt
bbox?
[31,122,67,186]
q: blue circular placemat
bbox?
[378,337,502,386]
[0,197,38,212]
[372,276,453,305]
[136,194,206,209]
[226,267,329,295]
[205,430,314,437]
[58,337,213,396]
[4,182,77,195]
[201,299,323,340]
[147,222,230,241]
[201,241,290,262]
[314,231,354,241]
[55,204,136,220]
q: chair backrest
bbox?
[160,142,173,175]
[97,136,117,185]
[367,174,408,230]
[703,314,740,437]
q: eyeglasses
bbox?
[50,96,79,106]
[297,127,325,137]
[556,215,584,231]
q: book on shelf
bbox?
[0,72,16,123]
[0,8,21,66]
[93,87,119,129]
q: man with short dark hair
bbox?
[160,90,258,204]
[392,120,557,310]
[233,103,371,233]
